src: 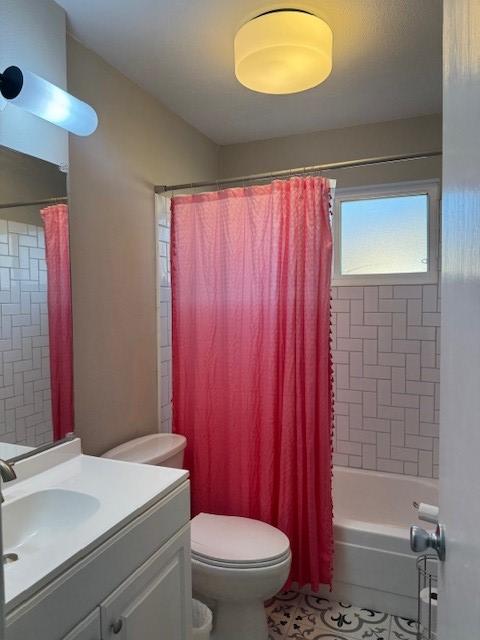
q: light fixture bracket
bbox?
[0,66,24,100]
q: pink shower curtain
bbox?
[40,204,74,441]
[172,177,334,589]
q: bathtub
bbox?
[311,466,438,619]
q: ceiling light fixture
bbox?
[234,9,333,95]
[0,65,98,136]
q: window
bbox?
[332,181,439,285]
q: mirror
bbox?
[0,145,70,460]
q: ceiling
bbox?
[55,0,442,145]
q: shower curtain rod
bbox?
[0,196,68,210]
[155,151,442,194]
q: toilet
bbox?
[102,433,187,468]
[103,434,291,640]
[191,513,291,640]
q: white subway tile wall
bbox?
[156,198,172,432]
[156,197,440,478]
[0,220,52,446]
[332,284,440,478]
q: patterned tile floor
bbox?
[266,591,418,640]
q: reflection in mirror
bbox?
[0,145,70,459]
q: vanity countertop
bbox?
[2,440,189,608]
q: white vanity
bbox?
[2,439,192,640]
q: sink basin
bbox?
[2,489,100,557]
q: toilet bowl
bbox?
[191,513,291,640]
[102,433,187,468]
[102,435,291,639]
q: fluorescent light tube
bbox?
[0,66,98,136]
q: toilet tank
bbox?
[102,434,187,469]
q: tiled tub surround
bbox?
[156,197,440,479]
[156,197,173,433]
[0,221,52,447]
[331,284,440,479]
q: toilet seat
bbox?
[192,549,291,570]
[191,513,292,640]
[191,513,290,568]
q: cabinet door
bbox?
[63,610,101,640]
[101,525,192,640]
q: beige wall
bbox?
[67,38,219,456]
[219,115,442,188]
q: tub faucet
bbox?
[0,459,16,503]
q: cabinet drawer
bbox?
[101,525,192,640]
[63,610,101,640]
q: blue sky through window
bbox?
[340,194,428,275]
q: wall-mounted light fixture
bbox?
[234,9,333,95]
[0,65,98,136]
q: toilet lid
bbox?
[102,434,186,465]
[191,513,290,565]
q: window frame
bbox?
[332,180,440,286]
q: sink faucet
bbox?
[0,459,16,503]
